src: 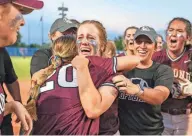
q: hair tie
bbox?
[54,55,59,61]
[53,55,62,68]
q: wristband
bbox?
[135,84,144,96]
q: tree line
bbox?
[14,32,124,50]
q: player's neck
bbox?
[137,59,153,69]
[167,46,185,59]
[125,50,134,56]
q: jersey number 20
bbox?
[40,64,78,93]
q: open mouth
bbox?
[128,40,134,45]
[129,42,134,45]
[170,39,177,44]
[80,48,91,55]
[169,39,178,48]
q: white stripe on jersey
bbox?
[113,57,117,74]
[166,47,186,62]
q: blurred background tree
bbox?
[114,36,123,50]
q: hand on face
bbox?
[112,75,140,95]
[12,101,33,135]
[71,55,89,69]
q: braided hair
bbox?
[26,35,78,120]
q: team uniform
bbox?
[31,50,120,135]
[33,56,119,135]
[82,56,119,135]
[0,48,18,134]
[152,47,192,135]
[118,62,173,135]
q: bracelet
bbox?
[135,84,144,96]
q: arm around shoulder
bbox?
[116,55,141,72]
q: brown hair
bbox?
[167,17,192,38]
[26,35,78,120]
[167,18,192,72]
[104,40,116,57]
[78,20,107,56]
[123,26,138,39]
[157,34,164,42]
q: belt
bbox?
[162,108,192,115]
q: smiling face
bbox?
[166,20,189,54]
[0,3,25,47]
[156,36,163,51]
[134,35,156,63]
[77,23,101,56]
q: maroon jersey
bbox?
[33,56,118,135]
[152,48,192,110]
[87,56,117,74]
[88,56,119,135]
[0,84,5,128]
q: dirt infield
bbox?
[4,80,31,135]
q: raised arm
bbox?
[116,55,141,72]
[72,56,118,119]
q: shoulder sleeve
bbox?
[30,49,52,76]
[152,51,160,62]
[100,74,118,90]
[154,63,174,91]
[4,49,18,84]
[88,56,117,75]
[152,50,167,62]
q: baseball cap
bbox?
[50,18,78,35]
[0,0,44,12]
[134,26,158,43]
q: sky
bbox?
[20,0,192,45]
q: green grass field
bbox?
[10,57,31,80]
